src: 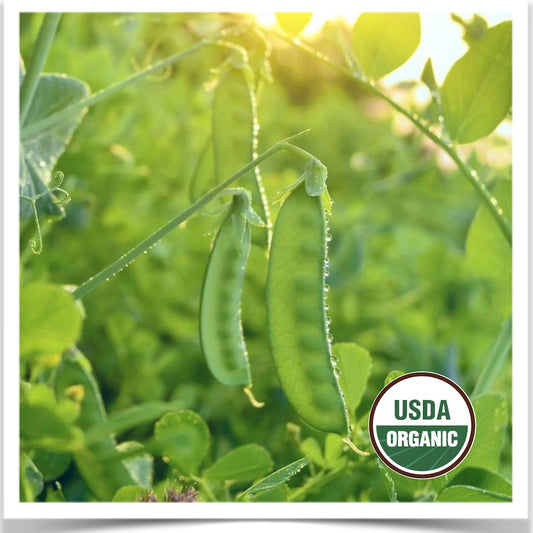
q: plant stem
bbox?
[191,475,217,502]
[20,28,245,141]
[72,132,309,301]
[262,29,512,247]
[287,469,345,502]
[21,37,208,140]
[472,318,512,397]
[20,13,61,125]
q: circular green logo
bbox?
[369,372,476,478]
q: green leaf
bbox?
[23,382,80,424]
[117,441,153,488]
[436,485,510,502]
[32,450,71,482]
[465,179,512,316]
[241,457,308,496]
[20,73,90,218]
[275,13,313,35]
[352,13,421,80]
[251,485,288,502]
[20,282,83,357]
[154,410,210,474]
[300,437,324,468]
[54,349,135,500]
[421,58,438,93]
[449,467,511,497]
[441,21,511,143]
[112,485,146,502]
[472,318,512,397]
[20,383,81,447]
[458,394,507,472]
[384,370,405,386]
[324,433,346,470]
[85,401,181,443]
[379,463,446,502]
[377,460,398,502]
[204,444,273,482]
[20,453,44,502]
[333,342,372,418]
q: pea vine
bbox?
[19,12,513,505]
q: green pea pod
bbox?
[54,349,134,500]
[266,183,348,435]
[200,193,263,407]
[212,64,271,247]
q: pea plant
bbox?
[19,12,512,503]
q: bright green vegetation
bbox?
[19,12,512,503]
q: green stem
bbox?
[72,132,309,301]
[21,37,208,140]
[472,318,512,397]
[20,13,61,125]
[287,469,345,502]
[262,29,512,247]
[191,475,217,502]
[20,29,246,141]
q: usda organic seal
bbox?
[369,372,476,479]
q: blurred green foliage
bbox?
[19,12,512,502]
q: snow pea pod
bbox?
[200,190,263,406]
[266,182,348,435]
[212,63,271,247]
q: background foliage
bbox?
[19,12,512,503]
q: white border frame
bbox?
[4,0,529,520]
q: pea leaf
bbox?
[20,383,81,447]
[441,21,511,144]
[465,179,512,316]
[54,349,135,499]
[384,370,405,386]
[436,485,511,502]
[241,457,308,496]
[333,342,372,418]
[85,401,181,443]
[379,463,447,502]
[154,410,210,474]
[20,453,44,502]
[117,441,153,488]
[251,485,288,502]
[448,467,511,497]
[377,460,398,502]
[20,282,83,358]
[32,450,71,482]
[352,13,421,80]
[20,72,90,218]
[421,58,438,93]
[458,394,507,473]
[324,433,347,470]
[275,13,313,35]
[300,437,324,468]
[112,485,146,502]
[204,444,273,482]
